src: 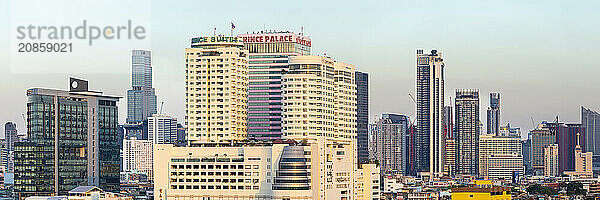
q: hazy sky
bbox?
[1,0,599,138]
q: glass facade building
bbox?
[14,80,120,198]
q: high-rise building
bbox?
[356,71,369,164]
[282,55,356,141]
[238,32,311,140]
[544,144,559,177]
[3,122,17,173]
[530,123,555,174]
[373,114,409,175]
[522,135,532,174]
[127,50,157,123]
[478,135,522,179]
[122,138,153,181]
[415,49,445,176]
[148,114,178,144]
[487,93,500,135]
[185,36,249,144]
[582,106,600,172]
[15,78,120,198]
[455,89,479,176]
[547,122,586,173]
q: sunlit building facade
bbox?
[184,36,249,144]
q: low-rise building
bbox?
[451,186,511,200]
[24,186,132,200]
[154,137,361,200]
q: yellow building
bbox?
[451,186,511,200]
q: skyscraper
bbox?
[185,36,249,144]
[238,32,311,140]
[582,106,600,172]
[415,49,445,176]
[3,122,17,173]
[356,71,369,163]
[15,78,120,198]
[487,92,500,135]
[455,89,479,176]
[373,114,409,175]
[126,50,157,139]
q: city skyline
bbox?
[2,0,600,138]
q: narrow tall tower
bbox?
[487,92,500,135]
[415,49,445,176]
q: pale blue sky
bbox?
[1,0,599,137]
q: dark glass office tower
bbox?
[14,78,120,198]
[356,71,369,163]
[487,92,500,135]
[455,89,480,176]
